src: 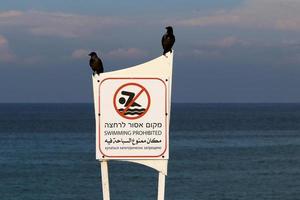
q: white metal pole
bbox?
[100,160,110,200]
[157,172,166,200]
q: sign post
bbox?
[100,160,110,200]
[92,52,173,200]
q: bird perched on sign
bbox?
[89,52,104,76]
[161,26,175,55]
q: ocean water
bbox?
[0,103,300,200]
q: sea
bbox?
[0,103,300,200]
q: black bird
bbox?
[161,26,175,55]
[89,52,103,76]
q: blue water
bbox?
[1,103,300,200]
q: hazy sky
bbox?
[0,0,300,103]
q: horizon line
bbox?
[0,102,300,104]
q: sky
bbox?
[0,0,300,103]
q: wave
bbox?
[118,108,146,116]
[118,108,146,112]
[124,112,144,116]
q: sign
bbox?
[113,82,151,120]
[97,78,168,159]
[92,52,173,200]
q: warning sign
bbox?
[97,78,168,159]
[113,83,151,120]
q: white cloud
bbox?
[0,10,134,38]
[0,34,44,64]
[0,35,16,62]
[213,36,249,48]
[23,56,45,65]
[0,10,22,18]
[191,49,222,59]
[0,35,7,46]
[71,49,90,59]
[180,36,253,59]
[174,0,300,31]
[71,48,147,61]
[106,48,148,60]
[276,19,300,31]
[176,14,240,27]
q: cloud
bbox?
[276,19,300,31]
[71,49,90,59]
[0,35,16,62]
[0,10,22,18]
[0,34,45,65]
[285,53,300,64]
[0,35,7,46]
[174,0,300,31]
[106,48,148,60]
[71,48,147,61]
[213,36,249,48]
[176,14,240,27]
[178,36,253,60]
[0,10,134,38]
[23,56,45,65]
[191,49,222,59]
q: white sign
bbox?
[96,77,169,159]
[92,52,173,200]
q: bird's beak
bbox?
[88,53,92,56]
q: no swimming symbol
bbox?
[113,83,151,120]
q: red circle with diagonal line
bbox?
[113,83,151,120]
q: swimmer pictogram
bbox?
[113,83,151,120]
